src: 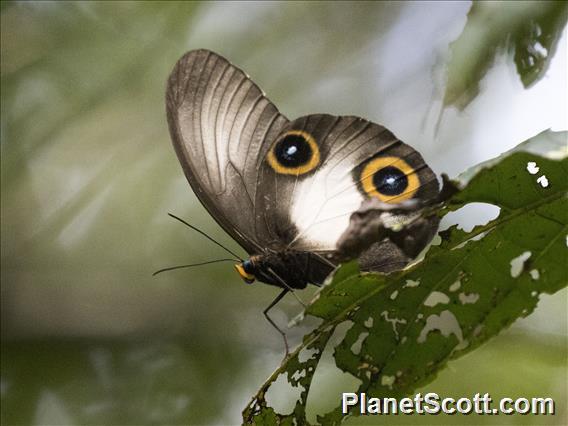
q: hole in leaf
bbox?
[403,279,420,288]
[533,40,547,56]
[440,203,500,233]
[380,311,407,339]
[449,279,461,292]
[417,310,463,344]
[291,369,307,382]
[264,372,303,416]
[458,292,480,304]
[526,161,539,174]
[510,251,532,278]
[350,331,369,355]
[381,375,395,390]
[424,291,450,307]
[536,175,549,187]
[306,321,362,423]
[298,347,318,363]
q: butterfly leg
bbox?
[263,288,290,357]
[266,266,306,308]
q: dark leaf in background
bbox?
[444,1,568,109]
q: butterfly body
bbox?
[236,251,334,289]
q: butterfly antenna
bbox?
[153,259,238,276]
[167,213,243,261]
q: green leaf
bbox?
[243,327,335,425]
[243,130,567,424]
[444,1,568,109]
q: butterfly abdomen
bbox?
[251,250,334,289]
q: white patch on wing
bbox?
[289,162,365,250]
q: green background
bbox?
[1,1,566,424]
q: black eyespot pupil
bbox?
[372,166,408,196]
[274,134,312,167]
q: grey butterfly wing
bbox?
[255,113,440,271]
[166,50,439,274]
[166,49,289,254]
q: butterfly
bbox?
[164,49,439,353]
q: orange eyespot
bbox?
[235,263,255,284]
[267,130,320,175]
[360,156,420,203]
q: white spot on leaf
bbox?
[298,347,318,363]
[291,369,306,381]
[364,317,374,328]
[449,280,461,292]
[526,161,539,174]
[417,310,463,344]
[390,290,399,300]
[510,251,532,278]
[529,269,540,280]
[351,332,369,355]
[381,375,395,390]
[536,175,549,187]
[459,292,480,304]
[439,203,500,233]
[265,372,303,415]
[533,41,548,57]
[424,291,450,307]
[403,279,420,288]
[380,311,407,339]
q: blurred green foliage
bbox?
[444,1,568,108]
[1,1,566,425]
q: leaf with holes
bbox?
[443,1,567,109]
[243,130,567,425]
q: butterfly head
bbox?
[235,259,256,284]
